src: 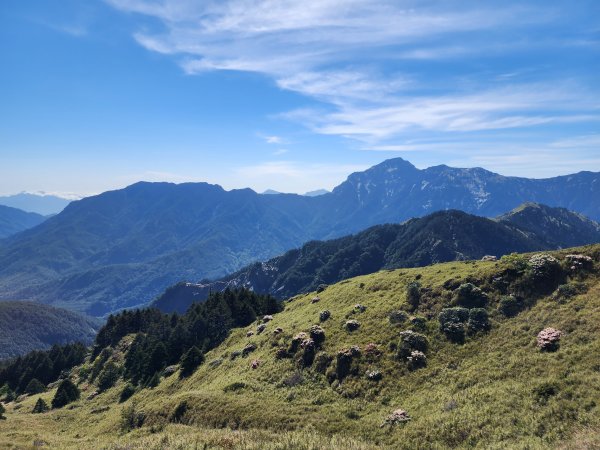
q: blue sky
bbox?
[1,0,599,197]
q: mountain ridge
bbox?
[0,193,72,215]
[152,203,600,313]
[1,158,599,316]
[0,205,46,239]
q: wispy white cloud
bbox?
[550,134,600,148]
[260,134,284,145]
[105,0,600,147]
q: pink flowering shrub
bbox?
[537,327,562,352]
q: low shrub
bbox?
[406,281,422,311]
[498,295,524,317]
[120,402,145,432]
[407,351,427,370]
[314,352,333,374]
[409,316,427,331]
[397,331,429,360]
[533,382,559,404]
[537,328,562,352]
[170,400,189,424]
[309,325,326,345]
[467,308,490,334]
[389,310,408,324]
[454,283,488,308]
[552,283,587,303]
[223,382,248,393]
[319,310,331,322]
[439,307,469,343]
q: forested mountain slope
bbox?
[153,203,600,313]
[0,302,101,359]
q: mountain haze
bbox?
[0,159,599,316]
[0,193,71,215]
[0,205,46,239]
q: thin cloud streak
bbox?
[105,0,600,154]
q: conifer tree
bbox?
[32,398,49,414]
[97,361,121,392]
[179,346,204,379]
[24,378,46,395]
[146,371,160,389]
[119,384,136,403]
[51,379,80,409]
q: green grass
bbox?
[2,246,600,449]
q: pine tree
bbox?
[179,346,204,379]
[145,371,160,389]
[24,378,46,395]
[32,398,49,414]
[119,384,136,403]
[146,341,168,378]
[0,402,6,420]
[97,361,121,392]
[51,379,80,409]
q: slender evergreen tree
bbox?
[179,346,204,378]
[51,379,80,409]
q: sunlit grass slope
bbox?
[3,245,600,449]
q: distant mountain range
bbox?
[0,158,599,316]
[0,205,46,239]
[261,188,330,196]
[304,189,330,197]
[0,193,72,215]
[151,203,600,313]
[0,301,101,359]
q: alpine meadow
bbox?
[1,1,599,449]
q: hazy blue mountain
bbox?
[0,182,315,315]
[0,205,46,239]
[0,193,72,215]
[304,189,329,197]
[152,203,600,313]
[0,301,102,359]
[1,158,599,316]
[262,189,283,195]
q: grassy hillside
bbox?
[0,301,101,359]
[2,245,600,448]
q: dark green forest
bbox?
[0,288,281,407]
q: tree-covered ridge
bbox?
[0,289,280,409]
[0,301,101,359]
[90,288,281,388]
[0,342,86,396]
[153,204,600,313]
